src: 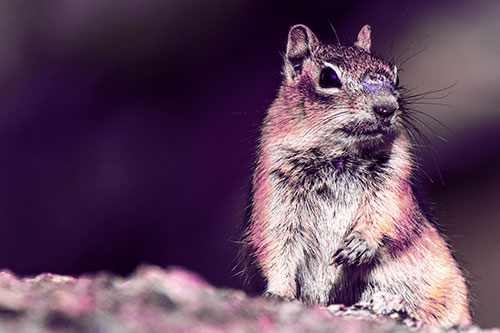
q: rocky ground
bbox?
[0,265,494,332]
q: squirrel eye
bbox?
[319,67,342,89]
[395,74,399,87]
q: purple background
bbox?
[0,0,499,327]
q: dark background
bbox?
[0,0,498,328]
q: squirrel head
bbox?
[267,24,402,154]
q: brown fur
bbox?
[245,24,471,327]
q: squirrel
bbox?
[244,24,471,327]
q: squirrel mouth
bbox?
[341,123,394,137]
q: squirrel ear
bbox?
[285,24,319,80]
[354,25,371,53]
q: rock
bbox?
[0,265,491,332]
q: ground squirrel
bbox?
[245,24,471,327]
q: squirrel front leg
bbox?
[331,183,414,266]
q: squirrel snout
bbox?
[373,104,396,118]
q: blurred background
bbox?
[0,0,498,327]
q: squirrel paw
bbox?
[370,291,406,315]
[330,232,376,266]
[263,291,296,302]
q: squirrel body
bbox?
[247,24,471,327]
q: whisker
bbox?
[404,113,450,143]
[402,126,435,183]
[402,115,445,185]
[302,110,351,138]
[401,80,459,99]
[407,108,456,137]
[278,108,351,146]
[404,119,435,151]
[404,92,452,101]
[430,150,445,186]
[399,43,429,67]
[396,34,431,63]
[408,102,454,108]
[389,5,412,56]
[326,18,341,45]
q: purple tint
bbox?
[334,159,344,171]
[0,1,497,328]
[362,80,392,94]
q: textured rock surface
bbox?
[0,265,494,333]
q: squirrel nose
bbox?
[373,104,396,118]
